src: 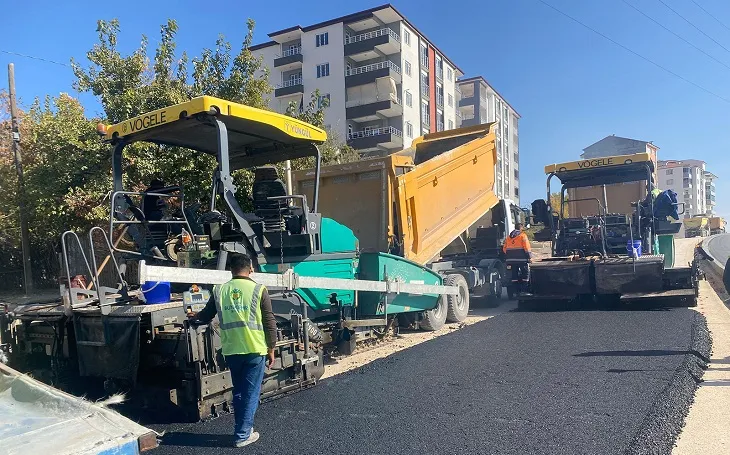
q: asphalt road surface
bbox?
[705,233,730,268]
[149,308,708,455]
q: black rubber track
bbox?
[148,309,710,455]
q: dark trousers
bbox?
[510,263,529,291]
[226,353,266,441]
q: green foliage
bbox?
[0,17,358,288]
[286,90,360,170]
[549,192,569,218]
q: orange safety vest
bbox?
[503,231,531,253]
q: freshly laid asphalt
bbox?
[149,308,709,455]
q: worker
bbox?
[142,178,166,222]
[189,253,277,448]
[503,222,532,294]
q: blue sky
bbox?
[3,0,730,217]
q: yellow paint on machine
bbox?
[544,152,653,174]
[102,95,327,143]
[292,123,499,265]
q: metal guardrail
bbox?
[345,28,400,44]
[345,61,401,76]
[280,46,302,58]
[347,126,403,140]
[278,77,303,88]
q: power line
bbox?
[534,0,730,104]
[0,50,70,68]
[621,0,730,71]
[656,0,730,55]
[689,0,730,34]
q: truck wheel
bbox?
[445,274,470,323]
[420,295,448,331]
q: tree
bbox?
[285,90,359,170]
[549,192,569,218]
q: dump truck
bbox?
[684,216,710,238]
[293,123,524,313]
[0,96,461,421]
[710,217,726,235]
[521,152,699,309]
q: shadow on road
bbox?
[575,349,710,363]
[161,432,232,448]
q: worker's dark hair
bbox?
[229,253,252,274]
[149,178,165,188]
[515,222,523,230]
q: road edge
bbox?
[624,311,712,455]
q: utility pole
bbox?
[8,63,33,294]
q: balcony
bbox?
[345,28,400,61]
[347,126,404,152]
[436,93,444,109]
[421,85,430,99]
[346,94,402,121]
[436,67,443,81]
[345,61,401,87]
[437,121,444,132]
[422,112,431,125]
[274,46,303,70]
[275,77,304,97]
[459,93,475,107]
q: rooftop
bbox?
[658,159,706,168]
[457,76,520,118]
[249,4,464,74]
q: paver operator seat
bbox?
[253,166,289,232]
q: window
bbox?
[448,119,453,129]
[404,30,411,46]
[405,60,412,76]
[316,33,329,47]
[406,121,413,138]
[420,44,428,67]
[514,169,519,179]
[316,63,330,78]
[514,188,519,198]
[447,68,453,81]
[666,179,674,185]
[666,169,673,175]
[448,94,453,107]
[405,90,413,107]
[348,124,353,136]
[317,93,330,109]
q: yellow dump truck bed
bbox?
[293,123,499,265]
[710,217,725,230]
[683,217,708,229]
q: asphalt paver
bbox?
[150,309,708,455]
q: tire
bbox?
[420,294,448,331]
[445,274,470,323]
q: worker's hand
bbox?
[267,349,275,369]
[186,310,197,319]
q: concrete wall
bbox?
[400,21,420,147]
[301,23,347,139]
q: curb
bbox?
[624,312,712,455]
[699,235,724,277]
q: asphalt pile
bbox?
[151,308,710,455]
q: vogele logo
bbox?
[285,122,312,138]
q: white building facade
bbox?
[705,171,717,216]
[251,5,464,157]
[658,159,708,217]
[456,76,520,204]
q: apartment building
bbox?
[251,4,463,157]
[456,76,520,204]
[568,136,659,217]
[658,159,708,217]
[705,171,717,216]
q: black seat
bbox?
[252,166,289,232]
